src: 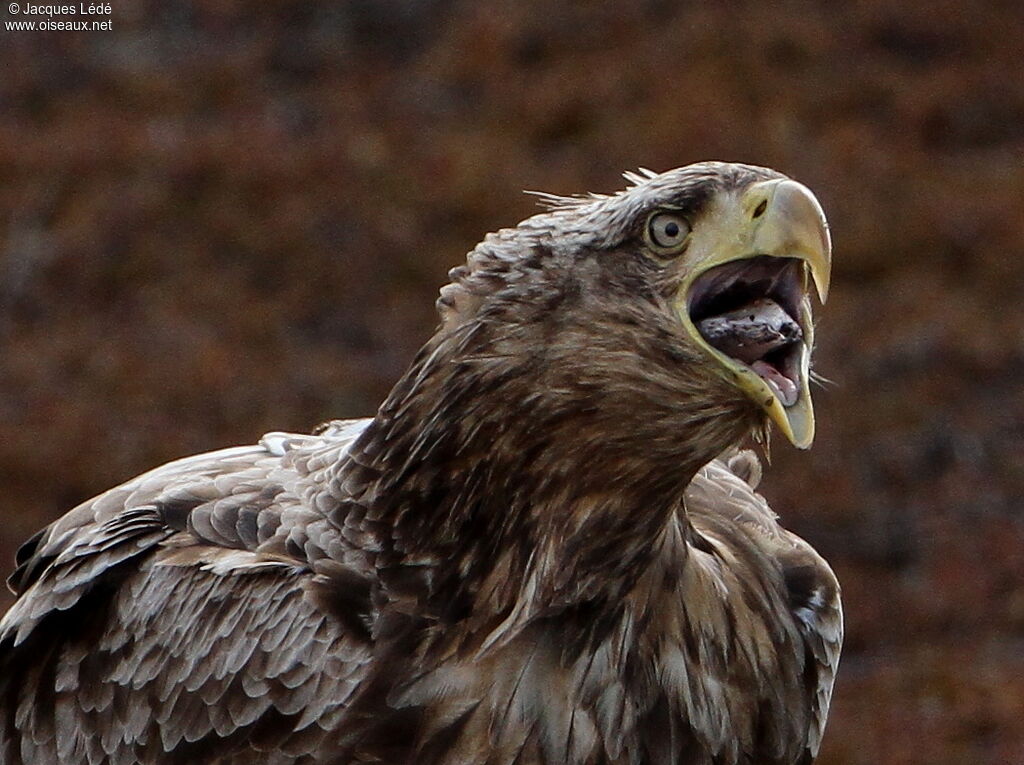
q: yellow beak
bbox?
[677,178,832,448]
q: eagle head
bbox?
[434,161,831,455]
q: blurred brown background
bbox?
[1,1,1023,763]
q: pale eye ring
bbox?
[647,212,691,253]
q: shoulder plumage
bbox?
[0,422,381,763]
[679,449,842,760]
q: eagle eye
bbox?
[646,212,691,254]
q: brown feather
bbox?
[1,162,840,764]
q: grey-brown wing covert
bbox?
[0,420,373,765]
[685,451,843,761]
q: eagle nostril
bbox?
[752,199,768,219]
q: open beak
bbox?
[677,179,832,448]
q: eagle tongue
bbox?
[751,360,799,406]
[695,298,802,365]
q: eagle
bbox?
[0,162,841,765]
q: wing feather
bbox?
[684,452,843,761]
[0,421,374,764]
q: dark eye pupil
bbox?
[663,222,679,238]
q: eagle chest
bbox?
[393,593,791,765]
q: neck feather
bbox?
[334,278,758,626]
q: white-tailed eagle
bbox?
[0,162,841,764]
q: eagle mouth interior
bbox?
[688,256,807,407]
